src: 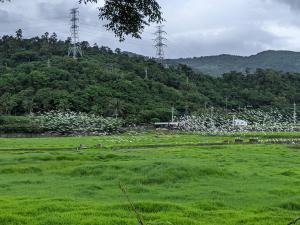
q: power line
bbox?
[153,25,167,64]
[293,102,297,126]
[68,7,82,59]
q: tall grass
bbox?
[0,134,299,224]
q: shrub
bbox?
[0,116,41,134]
[34,111,123,135]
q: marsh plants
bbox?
[30,108,297,135]
[34,111,123,135]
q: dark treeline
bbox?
[0,30,299,123]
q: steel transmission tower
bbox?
[153,25,167,64]
[68,8,82,59]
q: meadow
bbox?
[0,132,299,225]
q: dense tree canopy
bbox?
[0,32,299,124]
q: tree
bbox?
[0,93,17,115]
[15,29,23,40]
[49,32,58,43]
[84,0,164,40]
[19,88,35,114]
[107,98,126,118]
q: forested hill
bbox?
[166,50,300,77]
[0,31,299,123]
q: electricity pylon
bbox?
[68,8,82,59]
[153,25,167,64]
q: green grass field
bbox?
[0,132,299,225]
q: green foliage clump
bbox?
[0,116,38,134]
[34,111,123,135]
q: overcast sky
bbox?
[1,0,300,58]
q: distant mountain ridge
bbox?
[166,50,300,76]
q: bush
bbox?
[0,116,31,125]
[151,118,161,123]
[34,111,123,134]
[0,116,40,134]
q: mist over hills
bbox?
[166,50,300,76]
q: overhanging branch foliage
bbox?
[80,0,164,41]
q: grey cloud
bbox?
[0,9,11,23]
[273,0,300,10]
[38,2,71,21]
[167,24,281,58]
[1,0,300,58]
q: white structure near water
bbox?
[233,118,248,127]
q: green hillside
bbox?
[166,50,300,76]
[0,32,299,124]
